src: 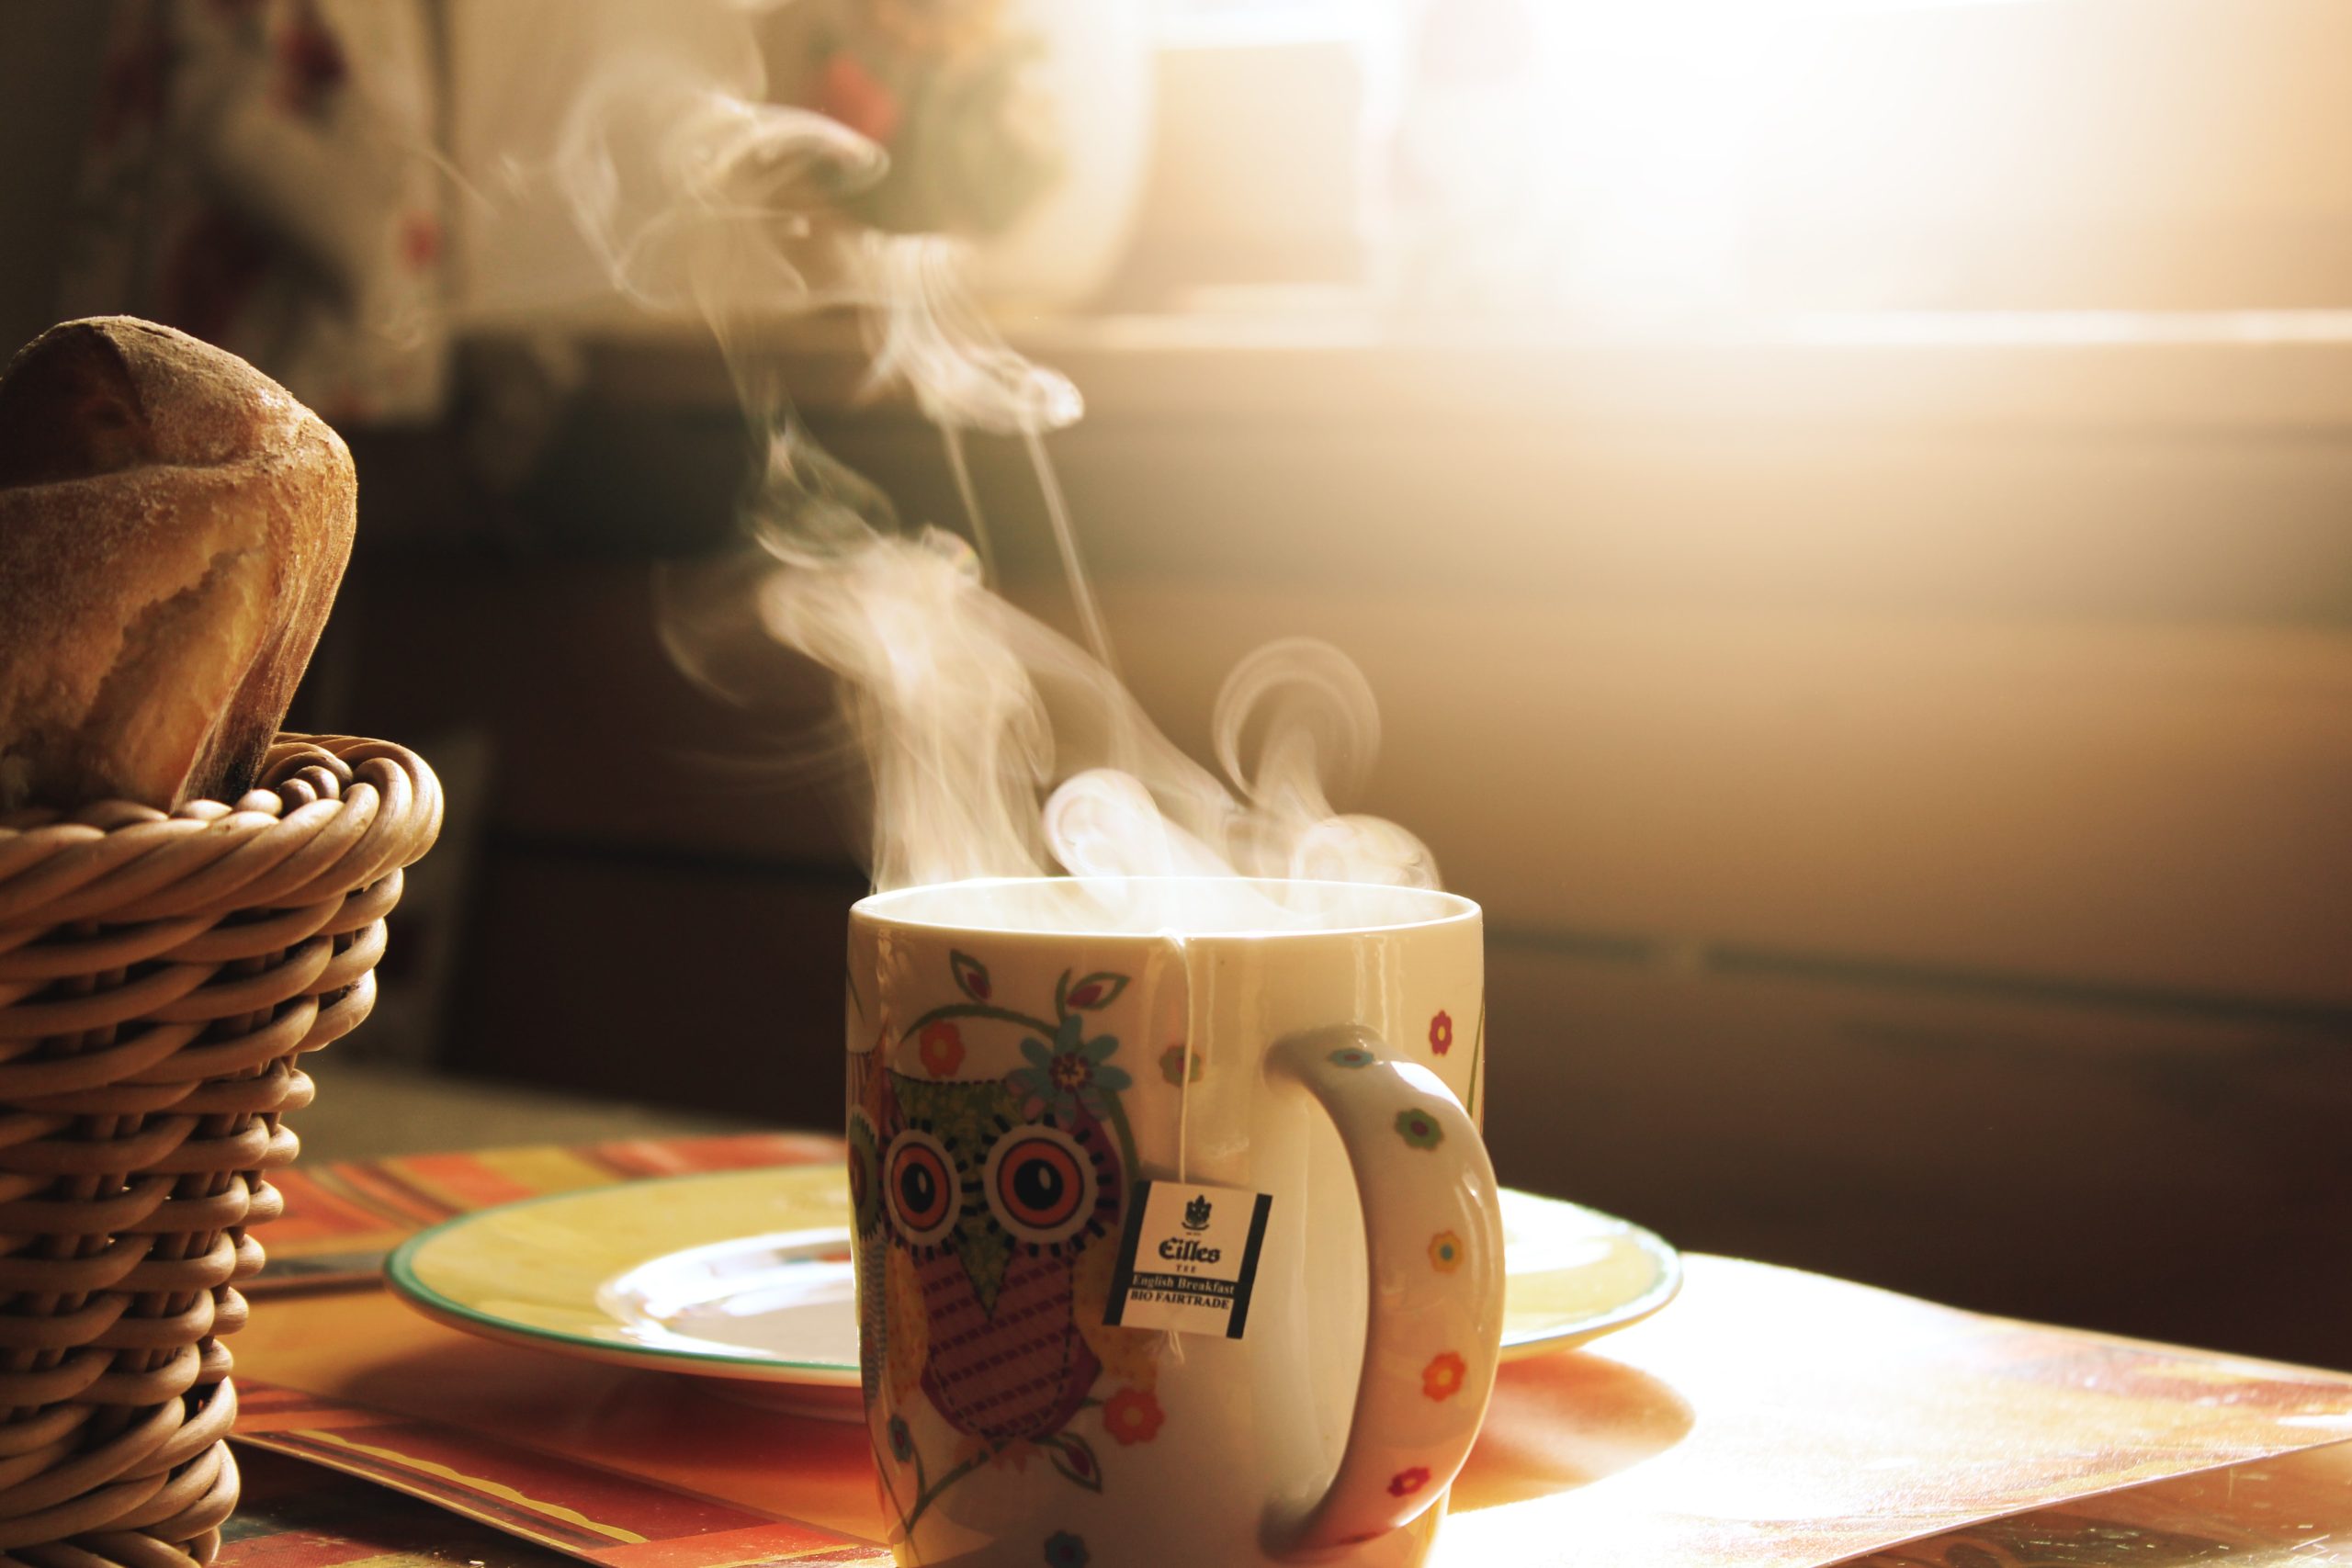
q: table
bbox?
[214,1100,2352,1568]
[219,1445,2352,1568]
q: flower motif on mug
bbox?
[1430,1010,1453,1055]
[1429,1231,1465,1272]
[1102,1384,1165,1445]
[1328,1045,1375,1069]
[1422,1351,1467,1401]
[1042,1531,1090,1568]
[887,1414,915,1462]
[1395,1108,1444,1150]
[1387,1466,1431,1497]
[1011,1014,1132,1122]
[1159,1043,1204,1085]
[917,1021,965,1077]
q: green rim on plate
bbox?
[387,1168,863,1381]
[384,1165,1679,1386]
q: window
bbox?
[1151,0,2352,319]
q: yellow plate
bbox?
[387,1168,1679,1420]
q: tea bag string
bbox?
[1176,931,1203,1189]
[1163,931,1196,1367]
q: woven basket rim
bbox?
[0,736,442,934]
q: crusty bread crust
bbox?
[0,318,356,809]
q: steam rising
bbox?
[537,2,1436,914]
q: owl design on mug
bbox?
[865,953,1149,1517]
[882,1073,1125,1441]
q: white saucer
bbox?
[388,1167,1680,1422]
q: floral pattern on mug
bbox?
[1422,1351,1467,1401]
[1430,1231,1465,1272]
[1102,1384,1165,1445]
[1395,1108,1445,1150]
[1388,1466,1431,1497]
[1043,1530,1090,1568]
[918,1021,965,1077]
[1159,1042,1204,1085]
[1430,1010,1453,1055]
[1328,1044,1375,1069]
[1011,1013,1133,1122]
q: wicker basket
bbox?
[0,736,440,1568]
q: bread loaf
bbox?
[0,317,356,810]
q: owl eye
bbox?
[885,1128,961,1247]
[982,1124,1099,1247]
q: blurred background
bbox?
[1,0,2346,1368]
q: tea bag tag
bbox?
[1102,1180,1272,1340]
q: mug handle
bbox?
[1263,1023,1506,1553]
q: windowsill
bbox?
[469,301,2352,434]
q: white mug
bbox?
[846,876,1503,1568]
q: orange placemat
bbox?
[256,1132,844,1290]
[232,1381,885,1566]
[240,1137,2352,1566]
